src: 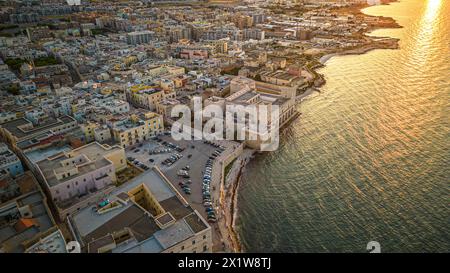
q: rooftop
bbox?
[70,167,209,253]
[0,115,76,140]
[0,174,55,253]
[0,144,20,167]
[36,142,122,187]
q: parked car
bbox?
[207,211,216,217]
[177,170,188,176]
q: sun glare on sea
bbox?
[424,0,441,22]
[419,0,441,41]
[407,0,443,67]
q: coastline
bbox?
[319,38,400,65]
[216,149,254,253]
[217,0,402,253]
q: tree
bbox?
[6,84,20,95]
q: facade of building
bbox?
[110,112,164,148]
[94,125,112,143]
[101,99,130,114]
[126,30,154,45]
[243,28,265,40]
[127,84,176,111]
[0,143,24,177]
[0,112,17,124]
[207,76,297,151]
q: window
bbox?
[192,240,195,245]
[67,185,70,188]
[203,235,206,240]
[181,246,184,250]
[203,245,207,252]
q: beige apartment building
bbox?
[110,112,164,148]
[127,84,176,111]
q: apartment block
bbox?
[0,115,78,149]
[126,30,154,45]
[35,142,126,220]
[110,112,164,148]
[127,84,176,111]
[0,143,24,177]
[0,171,60,253]
[68,167,212,253]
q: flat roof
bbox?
[68,142,123,162]
[231,91,259,103]
[153,219,194,250]
[0,116,75,140]
[35,142,122,187]
[25,229,67,253]
[0,189,55,253]
[118,170,175,202]
[25,145,72,164]
[36,153,112,187]
[119,236,163,253]
[70,168,207,253]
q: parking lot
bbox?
[124,134,228,222]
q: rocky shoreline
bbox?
[216,149,254,252]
